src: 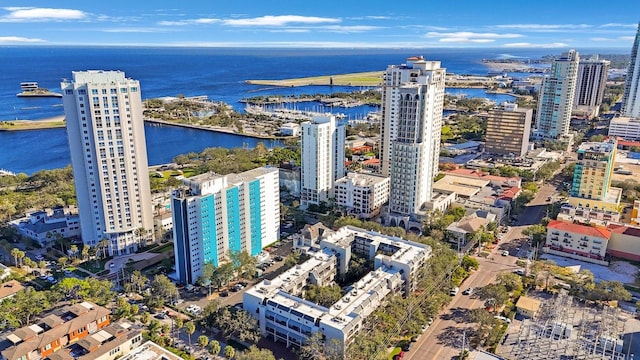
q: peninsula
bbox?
[0,116,66,131]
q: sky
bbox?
[0,1,638,48]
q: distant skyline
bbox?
[0,1,638,49]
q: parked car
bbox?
[494,315,512,323]
[462,287,473,295]
[449,287,459,296]
[220,290,229,297]
[274,255,284,262]
[401,342,412,351]
[501,250,510,256]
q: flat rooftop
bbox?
[433,174,489,197]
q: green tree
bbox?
[10,248,20,266]
[147,274,178,308]
[197,335,209,350]
[224,345,236,359]
[235,345,277,360]
[184,321,196,347]
[174,317,184,346]
[522,224,547,246]
[140,311,150,324]
[209,340,221,356]
[304,284,343,307]
[230,250,258,280]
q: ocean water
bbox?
[0,46,620,174]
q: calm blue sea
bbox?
[0,46,622,174]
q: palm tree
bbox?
[16,250,25,268]
[98,238,110,259]
[184,321,195,347]
[69,244,78,260]
[81,245,90,261]
[54,233,65,254]
[174,317,184,347]
[10,248,20,266]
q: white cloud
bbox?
[0,7,86,22]
[425,31,521,44]
[495,24,590,31]
[321,25,380,33]
[223,15,340,27]
[440,38,495,43]
[158,18,220,26]
[590,36,635,42]
[0,36,45,43]
[103,28,168,33]
[425,31,523,39]
[502,42,569,48]
[268,29,310,33]
[599,23,638,28]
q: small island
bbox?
[16,82,63,98]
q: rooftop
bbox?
[547,220,612,239]
[433,174,489,197]
[515,295,542,312]
[335,172,389,187]
[0,280,24,300]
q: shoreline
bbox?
[0,116,66,131]
[143,118,293,140]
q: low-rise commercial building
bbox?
[516,296,542,318]
[333,172,390,219]
[543,220,610,265]
[608,116,640,141]
[244,226,431,353]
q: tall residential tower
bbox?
[300,115,345,209]
[536,50,580,138]
[380,57,446,217]
[485,103,533,157]
[622,23,640,118]
[172,167,280,284]
[61,70,153,255]
[573,56,610,119]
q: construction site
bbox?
[497,291,639,359]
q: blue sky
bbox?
[0,1,638,48]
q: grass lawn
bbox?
[246,71,384,87]
[77,258,111,273]
[150,242,173,253]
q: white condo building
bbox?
[536,50,580,138]
[61,71,153,255]
[243,226,431,353]
[622,23,640,118]
[300,116,345,209]
[333,172,390,219]
[172,167,279,285]
[379,56,445,218]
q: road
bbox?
[405,247,518,360]
[406,173,566,359]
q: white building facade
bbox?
[61,71,153,255]
[172,167,279,285]
[536,50,580,138]
[608,116,640,140]
[300,116,345,209]
[379,57,445,218]
[622,23,640,118]
[243,226,431,353]
[333,172,390,219]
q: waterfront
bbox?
[0,123,283,175]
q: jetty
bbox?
[0,117,66,131]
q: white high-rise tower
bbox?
[380,56,446,217]
[61,70,153,255]
[622,23,640,118]
[300,115,345,209]
[536,50,579,138]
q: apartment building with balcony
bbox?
[333,173,390,219]
[544,220,611,265]
[172,167,280,285]
[1,302,111,360]
[244,226,431,354]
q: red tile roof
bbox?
[362,158,380,165]
[548,220,611,239]
[607,223,640,237]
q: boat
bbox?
[17,82,62,98]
